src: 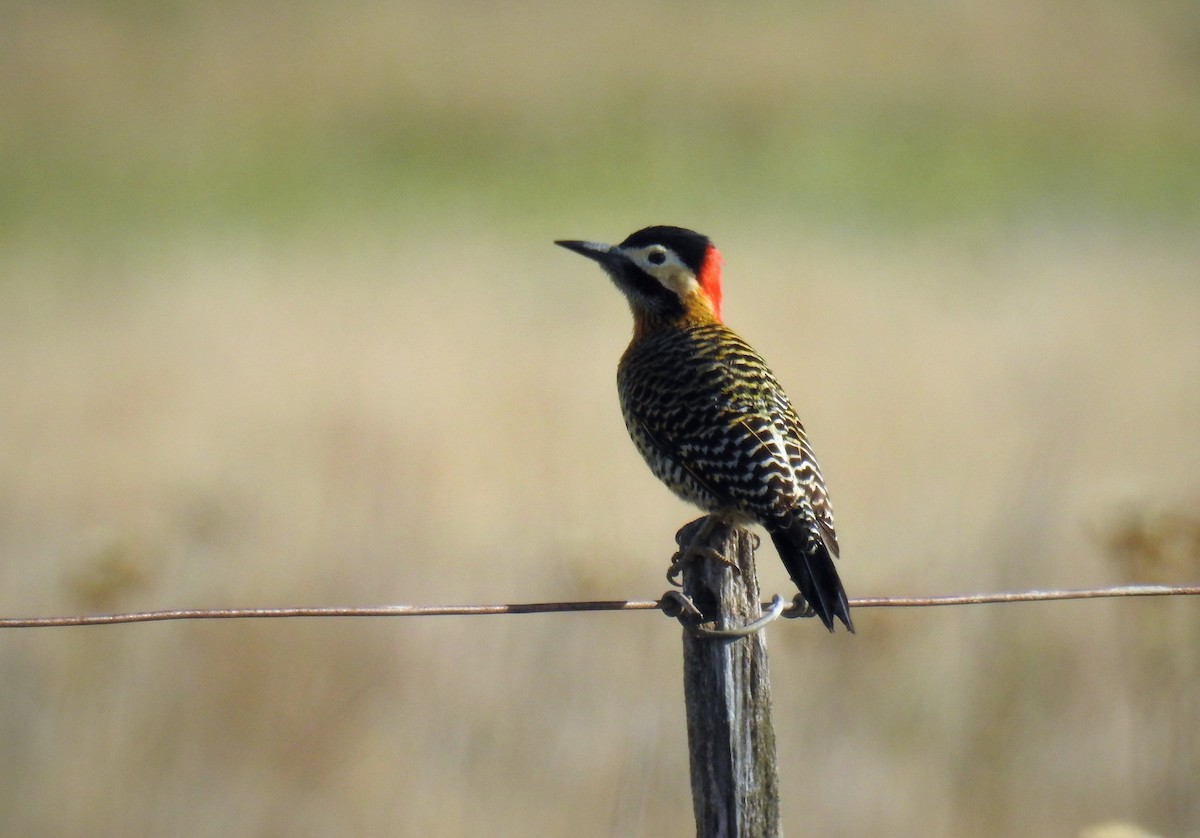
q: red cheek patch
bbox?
[697,244,723,321]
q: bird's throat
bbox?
[630,290,720,341]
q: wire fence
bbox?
[2,583,1198,628]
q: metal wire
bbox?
[1,584,1197,628]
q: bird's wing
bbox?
[624,329,838,554]
[776,404,840,557]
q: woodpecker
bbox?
[556,226,852,632]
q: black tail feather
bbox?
[769,519,853,632]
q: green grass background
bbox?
[2,1,1199,836]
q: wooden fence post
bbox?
[678,520,781,838]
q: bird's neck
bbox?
[630,291,720,341]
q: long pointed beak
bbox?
[554,239,622,268]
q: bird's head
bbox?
[556,225,723,324]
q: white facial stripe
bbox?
[620,245,700,297]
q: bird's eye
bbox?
[646,249,667,266]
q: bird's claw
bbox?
[667,515,740,585]
[666,557,686,587]
[666,544,733,586]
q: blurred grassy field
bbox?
[2,1,1200,836]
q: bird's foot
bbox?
[667,516,738,586]
[666,545,730,586]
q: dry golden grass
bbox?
[1,226,1198,836]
